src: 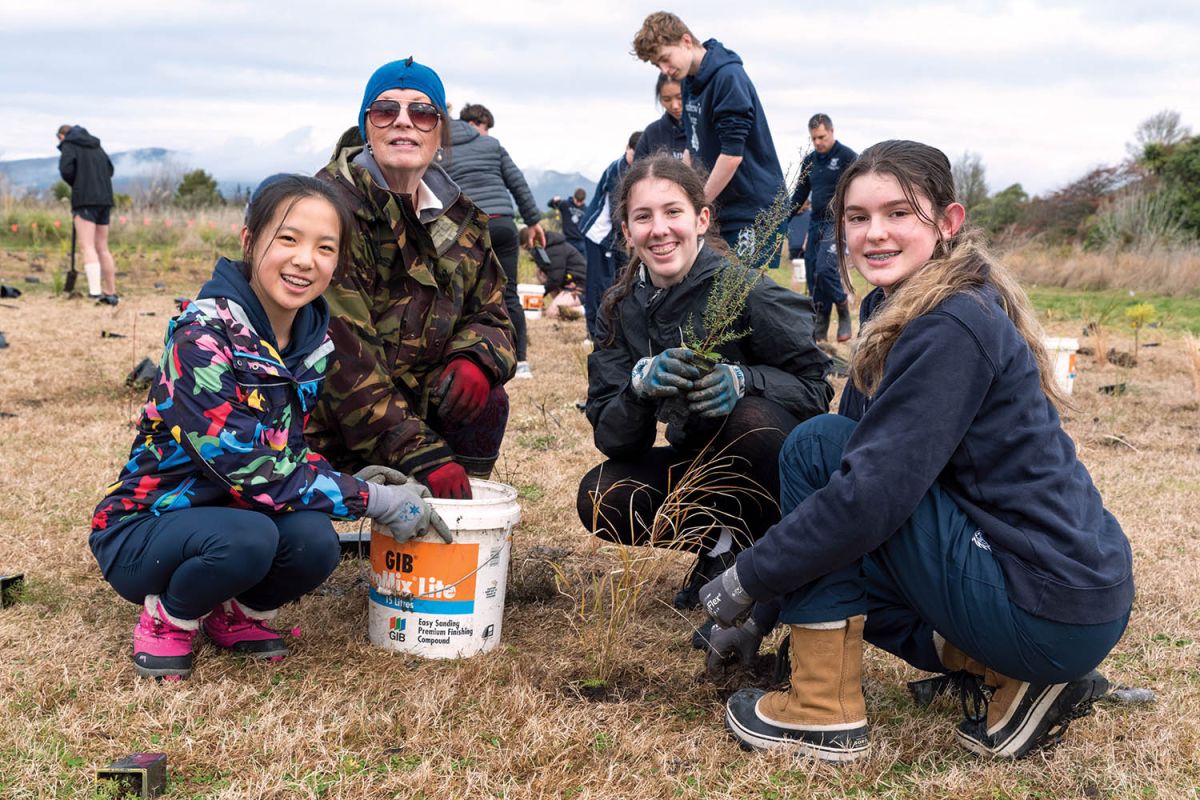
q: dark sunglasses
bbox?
[366,100,441,132]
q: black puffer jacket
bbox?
[444,120,541,223]
[57,126,114,209]
[586,244,832,458]
[541,230,587,292]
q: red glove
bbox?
[424,462,472,499]
[437,358,491,425]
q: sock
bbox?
[84,262,101,297]
[706,527,733,557]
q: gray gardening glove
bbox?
[630,347,701,399]
[354,464,416,487]
[705,617,765,670]
[365,481,452,544]
[698,565,753,628]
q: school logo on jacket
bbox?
[829,158,841,171]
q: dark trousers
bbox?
[488,216,527,361]
[101,508,341,621]
[806,220,846,313]
[434,384,509,477]
[583,240,625,340]
[576,397,802,553]
[776,414,1129,682]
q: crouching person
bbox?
[699,141,1132,761]
[520,225,587,320]
[90,175,449,681]
[577,155,832,609]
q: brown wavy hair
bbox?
[831,140,1069,411]
[598,154,727,344]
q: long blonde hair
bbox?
[832,140,1070,412]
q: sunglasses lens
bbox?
[408,104,440,131]
[367,101,400,128]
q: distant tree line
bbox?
[953,109,1199,249]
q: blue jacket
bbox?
[444,120,542,224]
[548,197,586,244]
[736,286,1134,626]
[634,112,687,161]
[793,140,857,224]
[682,39,785,228]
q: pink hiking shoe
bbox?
[203,599,289,661]
[132,595,200,681]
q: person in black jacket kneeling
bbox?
[577,154,832,610]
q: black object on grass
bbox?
[1,573,24,607]
[95,752,168,799]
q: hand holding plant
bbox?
[686,364,745,418]
[631,348,700,398]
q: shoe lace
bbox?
[953,670,991,723]
[149,618,196,643]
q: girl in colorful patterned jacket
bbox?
[90,175,448,682]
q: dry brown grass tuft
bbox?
[1,263,1197,798]
[1004,241,1200,296]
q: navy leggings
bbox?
[100,508,340,621]
[488,216,527,361]
[776,414,1129,683]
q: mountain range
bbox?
[0,150,597,212]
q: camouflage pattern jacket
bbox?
[91,295,370,538]
[308,141,515,477]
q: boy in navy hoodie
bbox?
[633,12,786,270]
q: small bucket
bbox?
[1044,337,1080,395]
[517,283,545,319]
[790,258,806,293]
[367,479,520,659]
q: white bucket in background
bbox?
[367,479,520,659]
[1044,337,1080,395]
[517,283,545,319]
[790,258,806,294]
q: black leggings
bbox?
[576,397,803,553]
[488,217,527,361]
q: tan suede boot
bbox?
[724,616,870,761]
[936,635,1109,759]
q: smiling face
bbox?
[843,172,964,294]
[242,196,341,346]
[659,80,683,121]
[365,88,441,193]
[622,177,711,288]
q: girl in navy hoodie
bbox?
[91,175,448,681]
[699,141,1132,762]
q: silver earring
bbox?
[436,147,444,162]
[365,142,374,154]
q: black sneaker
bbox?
[955,670,1110,759]
[725,688,871,760]
[673,551,738,610]
[97,294,120,306]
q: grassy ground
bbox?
[1,257,1198,798]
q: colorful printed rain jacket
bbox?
[306,137,515,478]
[91,259,370,553]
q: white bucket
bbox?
[367,479,520,659]
[1044,337,1080,395]
[517,283,545,319]
[790,258,806,293]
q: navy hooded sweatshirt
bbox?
[634,111,688,161]
[736,286,1134,626]
[57,126,114,209]
[196,257,330,373]
[682,39,785,229]
[793,140,857,224]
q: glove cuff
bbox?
[365,483,387,518]
[722,363,746,399]
[720,564,749,603]
[630,356,653,398]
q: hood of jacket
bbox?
[58,125,101,150]
[450,119,481,147]
[196,256,330,372]
[690,39,742,95]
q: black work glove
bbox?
[698,565,753,628]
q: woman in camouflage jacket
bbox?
[307,58,515,501]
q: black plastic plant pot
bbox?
[95,752,167,798]
[661,353,718,427]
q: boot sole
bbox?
[725,691,870,762]
[956,672,1108,759]
[133,660,192,680]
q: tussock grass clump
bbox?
[1005,240,1200,296]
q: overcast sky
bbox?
[2,0,1198,197]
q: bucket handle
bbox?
[390,535,511,602]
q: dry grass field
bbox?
[1,269,1198,798]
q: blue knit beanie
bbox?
[359,57,447,142]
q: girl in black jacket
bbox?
[57,125,119,303]
[577,155,832,609]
